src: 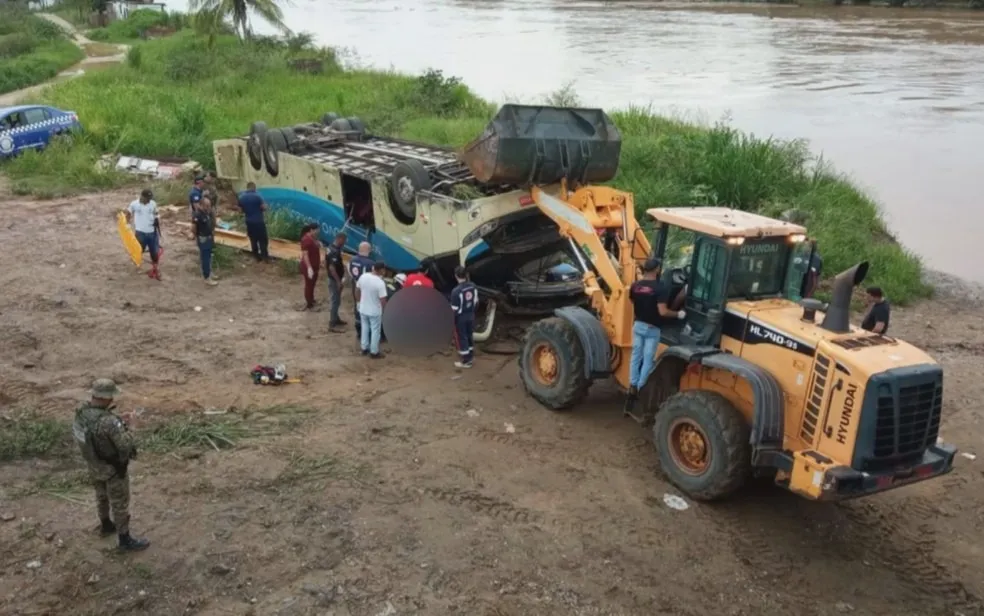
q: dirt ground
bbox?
[1,188,983,616]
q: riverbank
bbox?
[2,15,929,302]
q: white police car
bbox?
[0,104,82,160]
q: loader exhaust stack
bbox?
[820,261,869,334]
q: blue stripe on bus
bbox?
[255,187,423,271]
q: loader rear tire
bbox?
[519,317,591,411]
[653,390,750,501]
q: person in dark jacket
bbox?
[861,287,891,334]
[325,232,348,330]
[450,266,478,369]
[192,197,218,286]
[237,182,269,262]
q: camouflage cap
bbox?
[90,378,120,399]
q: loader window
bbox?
[663,227,696,270]
[727,240,790,299]
[691,240,726,305]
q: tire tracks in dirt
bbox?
[693,497,796,587]
[687,486,982,615]
[0,378,50,410]
[460,426,655,472]
[837,496,983,615]
[416,486,544,525]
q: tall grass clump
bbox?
[0,414,71,462]
[0,6,85,95]
[1,137,128,198]
[265,209,308,242]
[28,27,928,302]
[87,9,191,42]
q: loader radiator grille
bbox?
[863,376,943,471]
[800,353,830,442]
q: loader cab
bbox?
[648,220,815,348]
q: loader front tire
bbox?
[653,390,750,501]
[519,317,591,411]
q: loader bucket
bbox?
[459,104,622,186]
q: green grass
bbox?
[11,25,929,303]
[210,243,239,271]
[0,414,71,462]
[1,137,129,199]
[266,209,307,242]
[87,9,190,43]
[140,415,247,453]
[0,6,86,95]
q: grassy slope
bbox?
[5,19,929,302]
[0,7,85,95]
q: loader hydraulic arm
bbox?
[529,182,652,367]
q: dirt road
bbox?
[1,189,983,616]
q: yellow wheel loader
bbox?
[460,105,956,502]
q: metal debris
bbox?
[98,154,200,180]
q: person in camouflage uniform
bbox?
[73,378,150,552]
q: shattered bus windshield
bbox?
[727,240,791,299]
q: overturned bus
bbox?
[210,105,622,317]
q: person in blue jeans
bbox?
[624,257,685,415]
[192,198,218,286]
[355,261,389,358]
[125,188,162,281]
[237,181,269,262]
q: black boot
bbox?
[100,519,117,536]
[118,532,150,552]
[623,386,639,416]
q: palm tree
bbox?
[188,0,289,40]
[191,6,226,50]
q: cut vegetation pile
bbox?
[0,6,85,95]
[5,10,930,302]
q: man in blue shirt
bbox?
[237,182,269,262]
[450,266,478,369]
[348,242,375,342]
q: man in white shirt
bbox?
[125,189,162,281]
[355,261,389,359]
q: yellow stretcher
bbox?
[117,211,142,267]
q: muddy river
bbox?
[170,0,984,283]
